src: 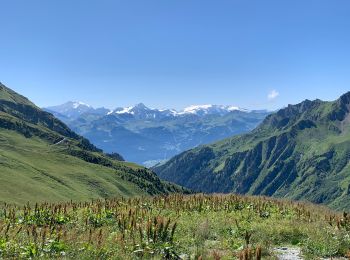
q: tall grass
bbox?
[0,194,349,259]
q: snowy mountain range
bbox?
[46,102,252,120]
[45,102,270,166]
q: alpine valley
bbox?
[45,102,269,166]
[153,92,350,210]
[2,83,350,258]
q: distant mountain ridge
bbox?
[45,101,110,120]
[45,102,269,166]
[153,91,350,210]
[46,102,256,120]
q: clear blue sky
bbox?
[1,0,350,110]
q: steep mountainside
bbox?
[46,103,269,166]
[0,83,187,204]
[154,92,350,210]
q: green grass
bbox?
[0,194,349,259]
[0,129,146,204]
[0,84,36,106]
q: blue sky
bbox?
[1,0,350,110]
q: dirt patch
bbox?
[274,247,303,260]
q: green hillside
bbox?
[154,92,350,210]
[0,83,187,204]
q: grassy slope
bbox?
[154,94,350,210]
[0,129,145,204]
[1,194,349,259]
[0,83,187,204]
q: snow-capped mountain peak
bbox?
[45,101,108,119]
[112,103,150,115]
[179,104,247,115]
[114,106,135,115]
[72,101,91,109]
[183,104,213,113]
[45,101,93,113]
[110,103,169,119]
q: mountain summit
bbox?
[180,104,246,116]
[45,101,111,120]
[153,91,350,210]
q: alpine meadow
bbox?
[1,1,350,259]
